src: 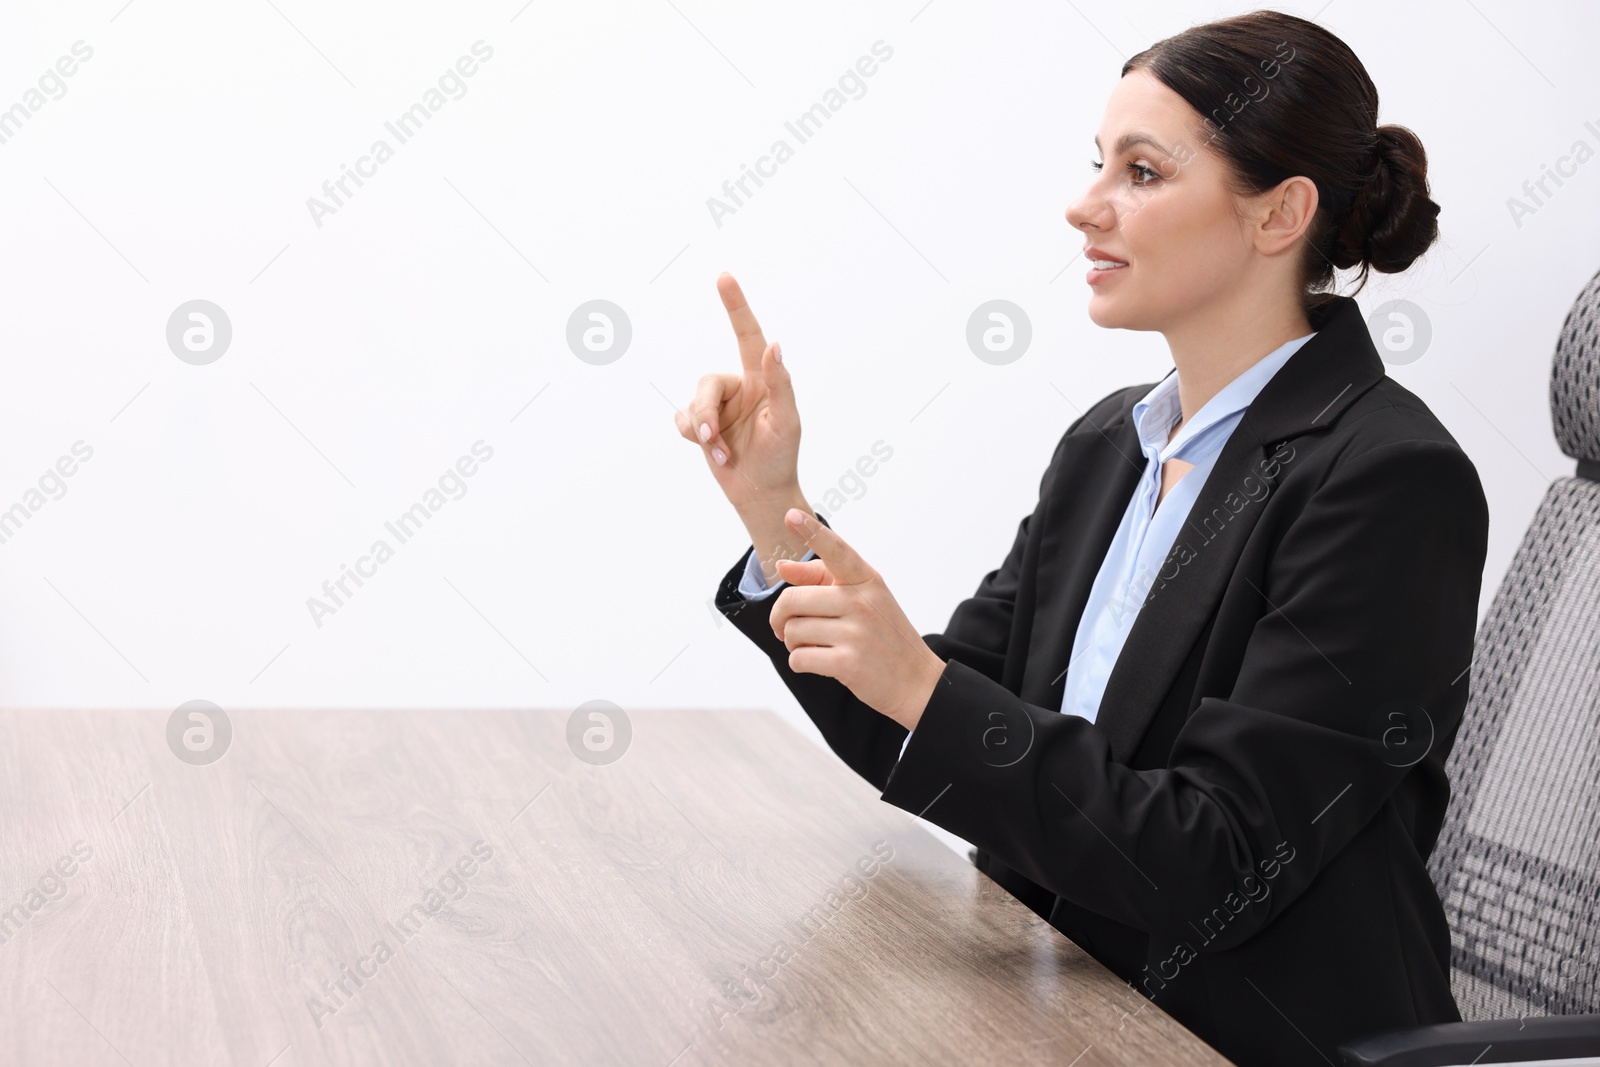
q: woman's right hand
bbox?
[676,272,802,514]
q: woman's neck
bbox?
[1162,297,1313,427]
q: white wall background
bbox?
[1,1,1596,853]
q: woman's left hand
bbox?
[768,509,948,733]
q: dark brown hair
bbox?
[1123,9,1440,313]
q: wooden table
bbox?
[0,708,1232,1065]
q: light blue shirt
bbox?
[738,547,815,599]
[737,327,1314,760]
[1059,329,1315,726]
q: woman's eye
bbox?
[1128,162,1158,185]
[1088,160,1159,186]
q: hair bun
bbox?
[1332,123,1441,275]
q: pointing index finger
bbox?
[717,272,768,374]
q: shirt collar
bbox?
[1131,330,1317,461]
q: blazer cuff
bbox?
[879,657,1094,825]
[881,657,981,807]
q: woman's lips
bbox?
[1087,262,1128,285]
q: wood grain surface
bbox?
[0,708,1232,1066]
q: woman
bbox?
[677,10,1488,1067]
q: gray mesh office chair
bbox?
[1339,269,1600,1064]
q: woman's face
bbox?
[1066,70,1261,333]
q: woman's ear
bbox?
[1255,174,1319,256]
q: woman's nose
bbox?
[1066,185,1111,233]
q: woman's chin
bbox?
[1086,293,1123,329]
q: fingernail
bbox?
[698,422,711,442]
[774,342,783,364]
[712,447,726,465]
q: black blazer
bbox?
[713,293,1491,1067]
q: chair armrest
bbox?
[1337,1014,1600,1066]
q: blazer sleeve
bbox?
[712,407,1095,792]
[877,437,1489,950]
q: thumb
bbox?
[763,340,795,412]
[785,509,872,584]
[774,557,830,586]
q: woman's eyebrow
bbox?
[1093,132,1169,155]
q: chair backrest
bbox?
[1426,266,1600,1021]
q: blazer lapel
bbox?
[1022,404,1145,712]
[1034,295,1391,763]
